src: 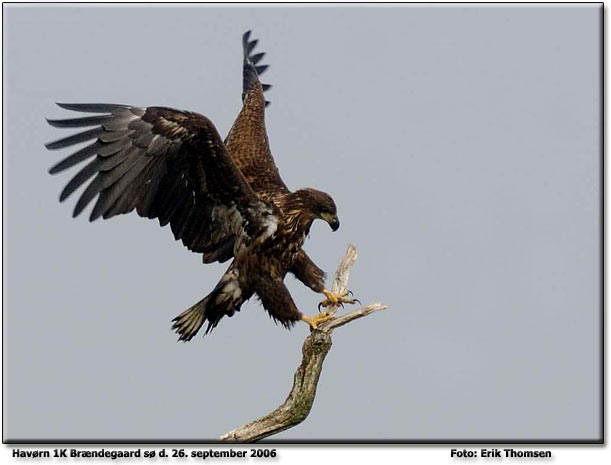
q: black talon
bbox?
[318,302,324,311]
[348,290,354,296]
[354,298,362,305]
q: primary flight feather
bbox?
[46,31,357,341]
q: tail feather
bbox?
[172,295,211,342]
[171,265,247,342]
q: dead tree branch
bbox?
[219,244,387,442]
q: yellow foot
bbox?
[301,312,334,330]
[318,289,360,310]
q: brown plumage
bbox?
[46,31,341,341]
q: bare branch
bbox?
[326,243,358,317]
[219,330,332,442]
[219,244,387,442]
[321,302,387,331]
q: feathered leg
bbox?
[290,250,326,293]
[290,250,359,311]
[252,273,332,330]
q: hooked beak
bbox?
[321,212,340,232]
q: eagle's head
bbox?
[299,188,340,232]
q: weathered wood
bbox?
[219,244,387,442]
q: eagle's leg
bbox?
[252,273,333,330]
[301,312,333,330]
[290,250,326,293]
[318,289,360,310]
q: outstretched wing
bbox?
[46,103,277,262]
[224,31,290,199]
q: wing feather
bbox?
[47,104,277,259]
[59,157,103,201]
[88,151,153,220]
[48,141,101,174]
[99,129,133,143]
[47,32,285,263]
[45,127,105,150]
[56,102,130,113]
[226,32,289,198]
[46,115,113,128]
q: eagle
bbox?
[45,31,357,341]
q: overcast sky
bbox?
[3,4,601,441]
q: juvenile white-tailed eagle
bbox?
[46,31,357,341]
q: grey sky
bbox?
[3,4,601,441]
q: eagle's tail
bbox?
[242,30,272,106]
[171,295,212,342]
[171,265,246,342]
